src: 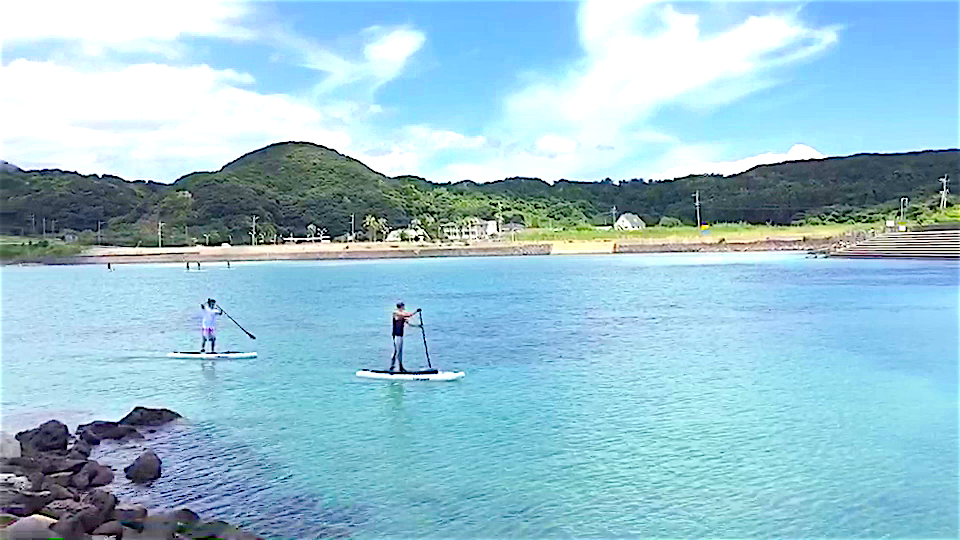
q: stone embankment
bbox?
[1,407,261,539]
[831,229,960,259]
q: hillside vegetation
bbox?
[1,143,956,246]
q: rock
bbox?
[183,519,230,539]
[66,440,92,460]
[27,471,44,491]
[45,483,77,501]
[50,512,89,539]
[0,473,31,491]
[44,471,74,487]
[126,514,179,540]
[15,420,69,454]
[40,458,87,475]
[169,508,199,526]
[41,499,93,519]
[111,504,147,526]
[93,520,125,538]
[1,490,54,516]
[118,407,182,427]
[123,451,161,483]
[77,422,143,442]
[0,512,18,526]
[89,464,115,487]
[2,514,59,539]
[70,462,95,489]
[0,433,21,458]
[83,489,117,518]
[81,429,102,445]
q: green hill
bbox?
[1,142,956,246]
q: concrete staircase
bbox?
[832,229,960,259]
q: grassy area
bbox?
[0,237,85,262]
[516,223,879,242]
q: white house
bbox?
[385,227,428,242]
[441,218,500,241]
[614,213,646,230]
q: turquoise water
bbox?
[1,253,957,538]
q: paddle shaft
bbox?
[418,311,432,369]
[218,306,256,340]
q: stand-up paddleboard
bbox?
[356,369,464,382]
[168,351,257,360]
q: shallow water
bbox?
[2,253,957,538]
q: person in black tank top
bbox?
[390,302,420,372]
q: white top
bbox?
[201,305,221,329]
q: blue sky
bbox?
[2,1,957,183]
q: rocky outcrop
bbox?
[0,409,264,539]
[124,450,161,483]
[119,407,182,427]
[15,421,68,455]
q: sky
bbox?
[1,1,957,184]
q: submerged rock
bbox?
[76,421,143,442]
[15,421,68,454]
[119,407,182,427]
[124,451,161,483]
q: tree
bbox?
[307,223,317,238]
[364,214,380,241]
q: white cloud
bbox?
[2,0,253,56]
[1,60,351,181]
[653,144,825,179]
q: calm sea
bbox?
[1,253,957,538]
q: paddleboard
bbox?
[167,351,257,359]
[356,369,464,381]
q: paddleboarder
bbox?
[390,302,421,372]
[200,298,223,353]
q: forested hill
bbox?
[1,142,957,246]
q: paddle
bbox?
[217,306,256,340]
[417,309,432,369]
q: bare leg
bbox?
[210,336,216,353]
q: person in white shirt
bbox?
[200,298,223,353]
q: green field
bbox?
[0,236,84,261]
[515,222,879,242]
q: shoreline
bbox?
[5,236,844,266]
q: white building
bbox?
[614,213,646,230]
[441,218,500,241]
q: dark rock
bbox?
[112,503,147,525]
[119,407,182,427]
[75,504,109,533]
[4,457,43,472]
[89,464,115,487]
[50,512,89,539]
[28,470,44,491]
[41,498,94,518]
[15,420,69,454]
[94,519,125,537]
[132,514,180,539]
[1,489,55,516]
[170,508,199,525]
[83,488,118,517]
[66,440,92,460]
[40,457,87,475]
[45,482,78,501]
[70,462,97,489]
[44,471,74,487]
[184,519,231,538]
[124,450,161,483]
[77,421,143,441]
[80,429,102,445]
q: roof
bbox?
[617,213,645,227]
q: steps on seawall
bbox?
[831,230,960,259]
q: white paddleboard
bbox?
[356,369,464,382]
[168,351,258,359]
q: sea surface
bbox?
[1,253,957,539]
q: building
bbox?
[615,213,646,230]
[385,227,428,242]
[441,218,500,241]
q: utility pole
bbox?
[185,225,189,246]
[610,206,617,226]
[350,214,355,241]
[42,217,46,238]
[29,214,35,236]
[899,197,909,221]
[250,216,258,246]
[693,191,701,230]
[97,221,103,244]
[158,221,164,248]
[939,175,950,209]
[51,220,57,235]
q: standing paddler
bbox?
[200,298,223,353]
[390,302,421,372]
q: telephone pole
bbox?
[158,221,164,248]
[350,214,355,241]
[693,191,701,230]
[97,221,103,244]
[29,214,35,236]
[939,175,950,209]
[250,216,258,245]
[42,217,46,238]
[899,197,909,221]
[610,206,617,226]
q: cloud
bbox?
[652,144,825,179]
[1,60,350,181]
[443,0,839,182]
[2,0,253,57]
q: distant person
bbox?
[390,302,420,372]
[200,298,223,353]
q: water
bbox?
[1,253,957,538]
